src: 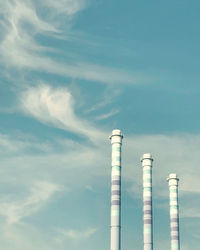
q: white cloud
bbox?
[0,0,58,69]
[95,109,119,120]
[0,222,60,250]
[0,130,109,194]
[20,84,106,142]
[85,87,121,114]
[0,0,149,85]
[59,227,97,240]
[0,181,62,224]
[0,133,52,154]
[37,0,87,16]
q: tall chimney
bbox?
[110,129,123,250]
[141,153,154,250]
[167,173,180,250]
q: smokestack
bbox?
[141,153,153,250]
[167,173,180,250]
[110,129,123,250]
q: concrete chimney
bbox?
[141,153,154,250]
[167,173,180,250]
[110,129,123,250]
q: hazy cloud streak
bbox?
[0,181,62,224]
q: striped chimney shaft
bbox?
[110,129,123,250]
[167,174,180,250]
[141,153,153,250]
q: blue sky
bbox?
[0,0,200,249]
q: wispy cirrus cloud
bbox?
[0,0,150,85]
[58,227,97,240]
[0,133,51,154]
[0,130,108,187]
[95,108,119,120]
[20,84,106,141]
[36,0,87,16]
[0,181,62,224]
